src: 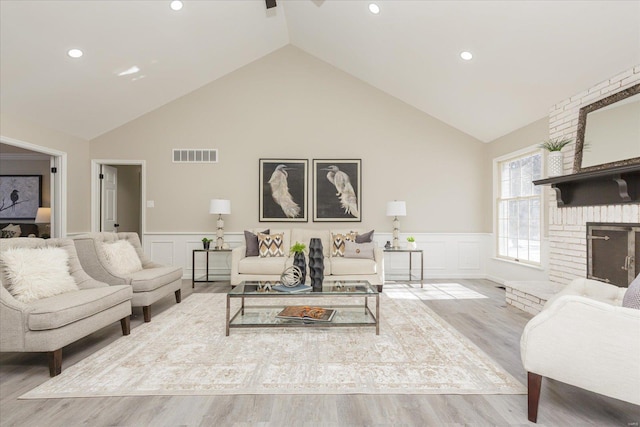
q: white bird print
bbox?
[268,164,301,218]
[323,165,359,217]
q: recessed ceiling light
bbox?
[460,51,473,61]
[368,3,380,14]
[170,1,183,11]
[67,48,83,58]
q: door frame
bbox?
[0,135,67,237]
[91,159,146,240]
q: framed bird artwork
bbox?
[313,159,362,222]
[0,175,42,220]
[259,159,308,222]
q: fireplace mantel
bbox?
[533,164,640,207]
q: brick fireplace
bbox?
[547,66,640,285]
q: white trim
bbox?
[91,159,146,241]
[0,135,67,237]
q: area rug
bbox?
[21,292,525,398]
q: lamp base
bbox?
[392,216,400,250]
[216,215,224,250]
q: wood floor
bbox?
[1,279,638,426]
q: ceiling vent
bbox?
[172,149,218,163]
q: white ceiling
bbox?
[1,0,639,142]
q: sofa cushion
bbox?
[291,229,331,257]
[258,233,285,257]
[102,240,143,275]
[244,229,269,257]
[238,256,287,275]
[330,257,377,275]
[331,232,356,257]
[1,246,79,303]
[623,274,640,309]
[28,285,131,331]
[129,266,182,292]
[344,241,375,259]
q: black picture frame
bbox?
[313,159,362,222]
[0,175,42,220]
[259,159,308,222]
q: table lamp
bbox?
[210,199,231,249]
[386,201,406,249]
[35,207,51,238]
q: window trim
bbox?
[493,146,544,266]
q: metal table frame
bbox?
[383,248,424,287]
[191,248,232,288]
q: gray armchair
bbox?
[0,238,132,376]
[72,232,182,322]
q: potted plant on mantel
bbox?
[540,138,573,177]
[290,242,307,285]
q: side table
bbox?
[192,248,232,288]
[383,248,424,288]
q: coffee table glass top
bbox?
[229,280,377,296]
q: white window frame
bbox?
[493,146,543,266]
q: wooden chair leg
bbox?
[143,306,151,322]
[528,372,543,423]
[120,316,131,335]
[48,349,62,377]
[175,289,182,303]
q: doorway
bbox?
[91,160,145,239]
[0,137,66,237]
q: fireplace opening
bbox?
[587,222,639,287]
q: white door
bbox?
[101,165,118,232]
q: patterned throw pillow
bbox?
[258,233,284,258]
[332,232,357,257]
[1,224,21,239]
[622,274,640,310]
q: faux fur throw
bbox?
[101,240,143,275]
[1,247,78,303]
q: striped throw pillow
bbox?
[258,233,284,257]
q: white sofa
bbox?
[520,277,640,423]
[231,228,384,290]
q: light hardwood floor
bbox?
[1,279,638,426]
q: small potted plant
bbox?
[202,237,212,250]
[539,137,573,177]
[407,236,417,250]
[290,242,307,284]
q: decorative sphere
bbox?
[280,266,303,287]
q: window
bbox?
[496,150,542,264]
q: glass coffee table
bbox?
[226,280,379,336]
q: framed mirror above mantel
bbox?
[534,83,640,207]
[573,83,640,173]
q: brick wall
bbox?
[547,66,640,284]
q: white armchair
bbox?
[520,278,640,422]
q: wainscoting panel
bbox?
[143,232,491,281]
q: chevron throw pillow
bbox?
[332,232,357,257]
[258,233,284,258]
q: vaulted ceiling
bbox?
[1,0,639,142]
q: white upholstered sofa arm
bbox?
[230,246,247,286]
[521,295,640,405]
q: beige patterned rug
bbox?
[21,291,525,398]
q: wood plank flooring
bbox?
[1,279,638,426]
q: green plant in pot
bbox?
[202,237,212,250]
[539,137,573,177]
[290,242,307,285]
[407,236,417,250]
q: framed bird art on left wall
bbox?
[0,175,42,220]
[313,159,362,222]
[259,159,308,222]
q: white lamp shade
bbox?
[35,207,51,223]
[209,199,231,215]
[386,201,406,217]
